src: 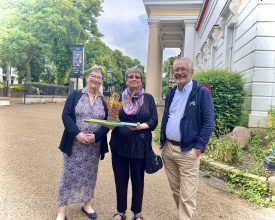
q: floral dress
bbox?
[57,89,105,206]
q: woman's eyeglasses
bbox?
[89,74,103,80]
[127,75,141,79]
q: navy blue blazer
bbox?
[160,80,215,152]
[59,90,109,159]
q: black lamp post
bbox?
[107,67,114,95]
[168,57,175,88]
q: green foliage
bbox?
[84,40,144,92]
[268,105,275,128]
[9,84,25,91]
[162,56,177,96]
[228,172,273,206]
[0,83,6,89]
[193,69,246,136]
[202,170,212,178]
[206,135,243,164]
[153,124,161,143]
[245,128,274,176]
[248,128,274,160]
[162,80,168,98]
[162,56,177,78]
[0,0,103,83]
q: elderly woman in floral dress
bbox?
[56,66,109,220]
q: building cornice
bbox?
[195,0,209,31]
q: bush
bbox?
[10,84,25,91]
[228,172,273,206]
[193,68,246,136]
[206,135,243,164]
[153,124,161,143]
[268,105,275,128]
[0,83,6,89]
[248,128,274,163]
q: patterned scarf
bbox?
[122,88,144,115]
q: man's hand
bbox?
[194,148,201,157]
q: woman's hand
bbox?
[131,122,149,130]
[85,133,96,144]
[76,132,95,145]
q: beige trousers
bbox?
[162,141,200,220]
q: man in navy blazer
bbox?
[160,57,215,220]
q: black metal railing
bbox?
[24,82,69,96]
[0,83,8,97]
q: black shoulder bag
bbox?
[141,133,163,174]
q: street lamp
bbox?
[107,66,114,95]
[168,57,175,88]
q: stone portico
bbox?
[144,0,275,127]
[144,0,202,105]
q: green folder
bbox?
[84,118,137,128]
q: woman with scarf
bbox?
[110,67,158,220]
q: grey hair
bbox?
[88,65,104,78]
[124,66,142,81]
[173,57,194,70]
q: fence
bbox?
[0,87,8,97]
[24,82,69,96]
[0,82,8,97]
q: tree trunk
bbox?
[25,59,32,95]
[25,61,31,82]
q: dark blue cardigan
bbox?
[160,80,215,152]
[59,90,109,159]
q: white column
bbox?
[0,68,3,83]
[183,20,196,61]
[146,20,162,103]
[159,45,163,100]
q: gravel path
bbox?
[0,103,275,220]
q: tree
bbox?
[84,40,144,93]
[162,56,177,96]
[0,0,103,83]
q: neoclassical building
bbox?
[143,0,275,127]
[0,67,18,85]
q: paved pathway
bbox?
[1,103,275,220]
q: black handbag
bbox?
[145,150,163,174]
[139,132,163,174]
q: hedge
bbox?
[193,68,246,135]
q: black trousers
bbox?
[111,152,145,214]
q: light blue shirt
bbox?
[165,80,193,142]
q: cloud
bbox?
[98,0,180,66]
[98,0,148,64]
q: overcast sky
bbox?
[97,0,180,67]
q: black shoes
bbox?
[81,207,97,219]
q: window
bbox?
[225,25,235,70]
[211,44,217,68]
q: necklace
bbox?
[88,93,97,105]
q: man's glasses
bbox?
[174,67,192,73]
[89,74,103,80]
[127,75,141,79]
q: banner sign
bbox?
[72,45,84,76]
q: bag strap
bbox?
[140,133,153,155]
